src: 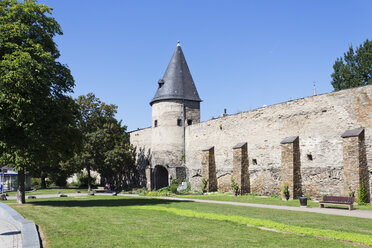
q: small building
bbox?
[0,166,31,192]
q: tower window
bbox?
[307,154,313,161]
[252,159,257,165]
[187,119,193,125]
[154,120,158,127]
[177,119,182,126]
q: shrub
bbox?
[170,178,179,186]
[201,178,208,193]
[348,186,355,198]
[31,178,41,188]
[77,173,97,187]
[282,184,290,200]
[146,191,171,197]
[170,184,178,194]
[231,178,239,196]
[358,181,369,204]
[158,187,171,193]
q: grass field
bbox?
[5,188,88,196]
[174,193,372,210]
[6,196,372,247]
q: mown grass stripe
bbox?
[132,206,372,246]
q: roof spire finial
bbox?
[177,40,180,47]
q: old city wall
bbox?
[185,85,372,198]
[130,127,152,185]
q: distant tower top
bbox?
[150,42,202,105]
[313,83,317,96]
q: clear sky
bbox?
[39,0,372,131]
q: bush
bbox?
[170,178,179,186]
[231,178,239,196]
[282,184,290,200]
[146,191,171,197]
[201,178,208,193]
[69,181,80,188]
[170,184,178,194]
[158,187,171,193]
[358,181,369,204]
[77,173,97,187]
[31,178,41,188]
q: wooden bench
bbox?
[319,196,354,210]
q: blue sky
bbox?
[40,0,372,131]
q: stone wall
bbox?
[129,127,152,186]
[185,85,372,198]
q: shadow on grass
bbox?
[26,197,186,208]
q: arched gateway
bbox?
[154,165,168,189]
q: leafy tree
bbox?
[71,93,133,192]
[0,0,81,203]
[331,39,372,91]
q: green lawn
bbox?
[6,196,372,247]
[6,188,88,196]
[174,193,372,210]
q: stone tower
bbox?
[149,42,201,189]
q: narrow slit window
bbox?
[252,159,257,165]
[154,120,158,127]
[177,119,182,126]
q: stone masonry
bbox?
[280,136,302,199]
[232,142,250,194]
[129,44,372,200]
[201,147,217,192]
[342,128,370,201]
[145,167,152,191]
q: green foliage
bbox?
[31,178,41,188]
[77,173,97,188]
[170,178,179,186]
[0,0,82,203]
[230,178,239,196]
[331,39,372,90]
[145,191,171,197]
[201,178,208,193]
[136,205,372,246]
[170,184,178,194]
[282,184,290,200]
[358,181,369,204]
[68,93,134,191]
[348,186,355,198]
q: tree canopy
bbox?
[71,93,134,192]
[331,39,372,91]
[0,0,81,203]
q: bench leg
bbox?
[349,205,353,211]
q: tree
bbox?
[331,39,372,91]
[0,0,81,203]
[71,93,134,192]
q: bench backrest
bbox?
[323,196,354,204]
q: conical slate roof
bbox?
[150,43,202,105]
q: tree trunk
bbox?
[41,171,47,189]
[87,167,91,192]
[17,166,25,204]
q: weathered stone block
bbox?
[201,146,217,192]
[232,142,250,194]
[280,136,302,199]
[342,128,370,202]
